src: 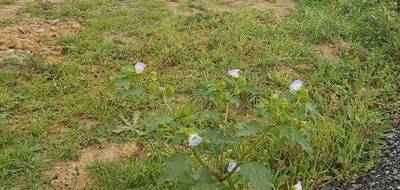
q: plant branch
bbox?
[220,163,240,181]
[162,96,173,114]
[192,148,222,180]
[219,132,269,182]
[224,103,230,122]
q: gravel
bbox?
[323,126,400,190]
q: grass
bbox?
[0,0,399,189]
[0,0,16,5]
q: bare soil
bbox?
[314,43,346,63]
[228,0,295,19]
[45,142,140,189]
[165,0,294,20]
[0,19,81,62]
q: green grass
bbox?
[1,0,399,189]
[0,0,16,5]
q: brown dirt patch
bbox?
[246,0,294,19]
[217,0,294,19]
[73,113,98,126]
[102,32,137,44]
[275,64,301,78]
[165,0,294,19]
[0,19,81,62]
[48,124,70,140]
[46,142,140,189]
[166,1,179,9]
[314,43,345,63]
[176,93,190,104]
[0,4,24,21]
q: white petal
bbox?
[227,160,240,173]
[294,181,302,190]
[134,62,147,74]
[289,79,304,92]
[188,134,203,147]
[228,69,240,78]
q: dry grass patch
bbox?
[45,142,140,189]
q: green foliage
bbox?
[158,153,193,185]
[239,162,273,190]
[1,0,398,189]
[279,125,313,156]
[114,63,314,189]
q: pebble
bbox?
[48,19,62,25]
[1,49,15,54]
[36,28,46,33]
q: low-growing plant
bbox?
[114,62,320,190]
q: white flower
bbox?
[227,160,240,173]
[228,69,240,78]
[134,62,147,74]
[188,134,202,147]
[289,79,304,92]
[294,181,302,190]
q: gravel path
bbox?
[323,126,400,190]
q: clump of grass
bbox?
[0,0,16,5]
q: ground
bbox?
[0,0,399,189]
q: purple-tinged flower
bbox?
[294,181,302,190]
[134,62,147,74]
[188,134,202,147]
[228,69,240,78]
[227,160,240,173]
[289,79,304,92]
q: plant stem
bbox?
[224,103,230,122]
[219,144,225,172]
[219,132,269,182]
[240,132,267,161]
[162,96,173,114]
[220,163,240,181]
[192,148,222,180]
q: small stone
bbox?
[48,19,62,25]
[36,28,46,33]
[1,49,15,54]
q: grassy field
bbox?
[0,0,399,189]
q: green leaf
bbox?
[241,85,262,95]
[229,96,241,106]
[237,121,263,137]
[113,75,131,87]
[191,167,222,190]
[239,162,273,190]
[198,110,221,122]
[114,86,144,99]
[112,125,133,134]
[305,102,321,116]
[279,125,313,155]
[175,106,195,126]
[146,81,161,94]
[145,115,174,133]
[158,153,192,184]
[164,85,175,97]
[171,131,185,145]
[256,110,272,119]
